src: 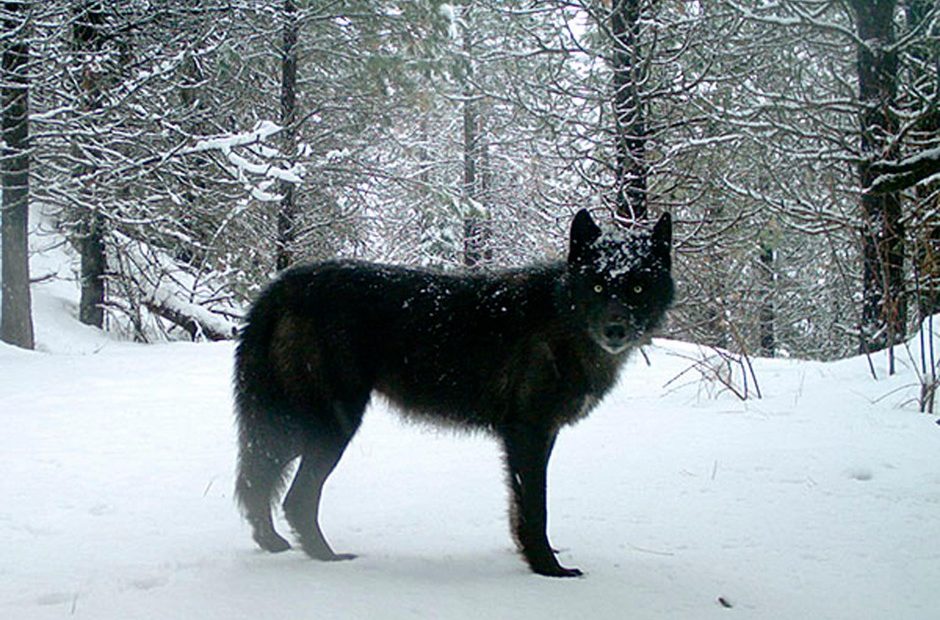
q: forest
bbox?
[3,4,940,615]
[1,0,938,367]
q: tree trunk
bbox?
[462,90,489,267]
[78,212,106,326]
[759,241,775,357]
[1,0,35,349]
[915,221,940,318]
[906,0,940,318]
[275,0,298,271]
[610,0,647,221]
[851,0,905,355]
[73,1,107,328]
[460,2,489,268]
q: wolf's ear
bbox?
[651,212,672,263]
[569,209,602,263]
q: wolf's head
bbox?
[567,209,674,354]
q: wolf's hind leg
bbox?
[235,446,294,553]
[283,400,364,561]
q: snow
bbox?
[114,233,239,341]
[439,4,459,41]
[189,120,283,154]
[891,145,940,167]
[185,120,303,202]
[870,145,940,193]
[2,256,940,619]
[592,229,654,278]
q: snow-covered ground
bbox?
[2,242,940,619]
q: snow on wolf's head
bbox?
[566,209,674,354]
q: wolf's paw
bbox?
[307,550,357,562]
[300,540,357,562]
[533,563,583,578]
[254,532,291,553]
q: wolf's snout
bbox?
[603,322,627,343]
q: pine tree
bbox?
[1,0,35,349]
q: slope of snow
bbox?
[2,245,940,619]
[13,208,237,349]
[22,221,122,355]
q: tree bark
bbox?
[610,0,648,221]
[77,212,106,326]
[1,0,35,349]
[73,1,107,328]
[759,241,775,357]
[462,91,489,267]
[275,0,298,271]
[904,0,940,318]
[460,1,489,268]
[867,148,940,194]
[851,0,905,354]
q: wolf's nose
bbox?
[603,322,627,342]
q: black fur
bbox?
[233,209,674,577]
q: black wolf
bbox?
[233,209,673,577]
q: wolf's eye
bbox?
[633,285,643,294]
[594,284,603,293]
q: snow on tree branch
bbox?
[111,233,239,342]
[182,120,303,202]
[868,146,940,194]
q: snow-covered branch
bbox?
[868,146,940,194]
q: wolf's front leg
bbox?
[502,425,582,578]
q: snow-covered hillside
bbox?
[2,247,940,619]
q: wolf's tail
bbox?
[232,282,297,522]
